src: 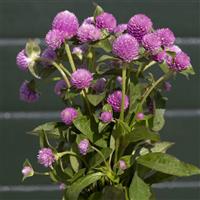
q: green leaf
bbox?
[101,186,125,200]
[180,66,195,78]
[25,39,41,58]
[93,3,104,18]
[159,63,170,74]
[92,38,112,53]
[129,172,151,200]
[89,148,112,168]
[137,152,200,177]
[152,109,165,131]
[88,192,102,200]
[28,62,41,79]
[65,172,103,200]
[97,55,119,63]
[102,104,112,112]
[87,92,106,106]
[73,116,94,141]
[70,145,80,173]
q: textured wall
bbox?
[0,0,199,199]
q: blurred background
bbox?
[0,0,199,199]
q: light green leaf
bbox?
[159,63,170,74]
[92,38,112,53]
[65,172,103,200]
[152,109,165,132]
[180,66,195,78]
[70,145,80,173]
[129,172,151,200]
[137,152,200,177]
[87,92,106,106]
[93,4,104,18]
[97,55,119,63]
[25,39,41,58]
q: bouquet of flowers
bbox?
[17,4,199,200]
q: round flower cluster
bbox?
[54,80,67,96]
[92,78,106,93]
[78,139,90,155]
[107,90,129,112]
[61,107,78,125]
[114,24,127,34]
[41,48,56,66]
[16,49,32,71]
[37,148,56,168]
[100,111,113,123]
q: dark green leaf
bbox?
[101,186,125,200]
[87,92,106,106]
[137,152,200,177]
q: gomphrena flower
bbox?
[22,166,33,176]
[100,111,113,123]
[92,78,106,93]
[95,12,117,32]
[61,107,78,125]
[164,82,172,92]
[114,24,127,34]
[142,33,161,54]
[127,14,153,42]
[16,49,32,71]
[59,183,65,190]
[119,160,127,170]
[78,139,89,155]
[41,48,56,66]
[168,51,191,71]
[45,29,65,50]
[77,24,101,43]
[166,45,181,53]
[136,112,144,120]
[37,148,56,168]
[72,45,86,55]
[112,33,139,62]
[71,69,93,89]
[83,16,95,25]
[19,81,39,103]
[156,28,175,47]
[107,90,129,112]
[52,10,79,39]
[54,80,67,96]
[152,50,167,63]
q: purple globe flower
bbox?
[61,107,78,125]
[107,90,129,112]
[16,49,32,71]
[37,148,56,168]
[119,160,127,170]
[96,12,117,32]
[136,112,144,120]
[77,24,101,43]
[41,48,56,66]
[127,14,153,42]
[78,139,89,155]
[19,81,39,103]
[72,45,87,55]
[114,24,127,34]
[112,33,139,62]
[52,10,79,39]
[22,166,33,176]
[166,45,181,54]
[152,50,167,63]
[100,112,113,123]
[92,78,106,93]
[45,29,65,50]
[164,82,172,92]
[142,33,161,54]
[71,69,93,89]
[156,28,175,47]
[83,16,95,25]
[54,80,67,96]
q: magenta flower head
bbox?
[112,33,139,62]
[156,28,175,47]
[45,29,65,50]
[142,33,161,55]
[83,16,95,25]
[52,10,79,39]
[114,24,127,34]
[77,24,101,43]
[96,12,117,32]
[41,48,56,66]
[100,111,113,123]
[136,112,145,120]
[61,107,78,125]
[107,90,129,112]
[166,45,181,53]
[37,148,56,168]
[71,69,93,89]
[119,160,127,170]
[22,166,33,177]
[16,49,32,71]
[78,139,90,155]
[164,82,172,92]
[19,81,39,103]
[92,78,106,93]
[152,50,167,63]
[127,14,153,42]
[54,80,67,96]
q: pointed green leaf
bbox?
[87,92,106,106]
[97,55,119,63]
[152,109,165,131]
[93,4,104,18]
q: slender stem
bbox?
[81,90,93,116]
[64,42,76,72]
[120,64,127,121]
[143,61,156,72]
[52,62,71,88]
[35,172,49,176]
[59,63,72,77]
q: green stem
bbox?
[59,63,72,77]
[35,172,49,176]
[119,64,127,121]
[143,61,156,72]
[64,42,76,72]
[81,90,93,116]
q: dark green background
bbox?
[0,0,199,199]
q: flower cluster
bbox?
[18,4,197,200]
